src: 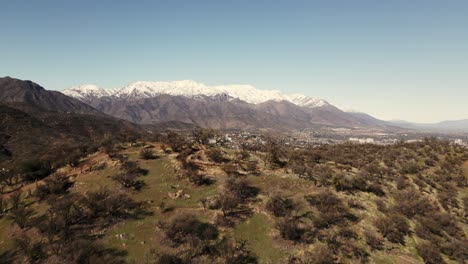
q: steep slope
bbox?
[0,103,141,169]
[77,94,309,130]
[0,77,101,114]
[0,77,142,170]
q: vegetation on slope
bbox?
[0,133,467,264]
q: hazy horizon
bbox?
[1,0,467,123]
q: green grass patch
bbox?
[234,213,286,264]
[101,155,218,262]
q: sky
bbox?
[1,0,467,123]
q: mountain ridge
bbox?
[0,77,102,115]
[63,80,330,108]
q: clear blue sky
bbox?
[1,0,467,123]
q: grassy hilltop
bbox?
[0,135,467,264]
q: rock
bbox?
[168,189,189,199]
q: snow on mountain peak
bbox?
[62,80,330,108]
[62,84,114,99]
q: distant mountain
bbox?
[63,80,385,129]
[436,119,468,131]
[63,80,330,108]
[0,77,101,115]
[347,112,389,126]
[390,119,468,133]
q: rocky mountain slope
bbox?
[0,77,101,115]
[63,80,385,129]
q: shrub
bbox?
[13,234,46,263]
[396,176,411,190]
[331,173,361,192]
[0,169,16,187]
[244,160,259,174]
[188,172,213,186]
[139,149,156,160]
[338,240,370,262]
[83,188,140,220]
[265,139,286,167]
[166,132,187,152]
[121,161,148,175]
[393,190,436,218]
[208,148,227,163]
[305,190,356,228]
[192,128,216,145]
[276,218,304,241]
[34,174,73,200]
[223,163,241,177]
[374,213,409,244]
[165,214,218,245]
[347,199,365,210]
[421,212,463,239]
[218,193,240,217]
[364,229,384,250]
[8,206,35,229]
[156,254,184,264]
[0,196,6,216]
[400,160,422,174]
[307,164,333,186]
[375,198,387,212]
[416,241,446,264]
[112,173,145,190]
[266,194,296,217]
[238,149,250,160]
[225,177,258,202]
[367,183,385,196]
[438,190,459,210]
[292,245,336,264]
[19,159,51,182]
[441,239,468,263]
[213,239,258,264]
[9,191,23,210]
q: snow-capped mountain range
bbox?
[60,79,389,129]
[62,80,330,108]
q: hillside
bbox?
[1,137,466,263]
[0,77,100,115]
[0,77,143,172]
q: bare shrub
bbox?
[276,218,315,243]
[207,148,227,163]
[164,214,218,245]
[416,241,446,264]
[225,177,258,202]
[374,213,409,244]
[305,190,357,228]
[34,174,73,200]
[112,173,145,190]
[188,172,214,186]
[441,239,468,263]
[266,194,296,217]
[139,149,156,160]
[364,229,384,250]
